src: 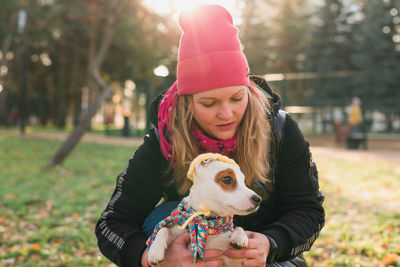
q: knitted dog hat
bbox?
[177,4,250,95]
[187,153,240,181]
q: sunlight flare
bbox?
[143,0,240,22]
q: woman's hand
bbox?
[223,231,270,267]
[142,232,224,267]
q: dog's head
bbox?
[187,153,262,217]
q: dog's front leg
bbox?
[147,227,171,265]
[229,227,248,249]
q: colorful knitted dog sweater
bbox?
[146,200,234,263]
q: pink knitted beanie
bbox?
[177,4,250,95]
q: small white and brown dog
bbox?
[147,153,262,266]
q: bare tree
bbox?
[48,0,126,167]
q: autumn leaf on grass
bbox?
[325,238,337,244]
[52,210,61,215]
[3,194,16,201]
[30,254,40,260]
[17,255,25,264]
[31,244,41,251]
[382,253,398,265]
[60,255,68,264]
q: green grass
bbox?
[0,135,399,266]
[0,136,134,266]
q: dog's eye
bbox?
[221,176,233,185]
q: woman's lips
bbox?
[216,122,235,130]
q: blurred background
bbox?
[0,0,399,266]
[1,0,399,138]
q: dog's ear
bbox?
[200,157,217,167]
[195,158,217,175]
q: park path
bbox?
[1,129,399,164]
[311,146,400,164]
[0,129,143,147]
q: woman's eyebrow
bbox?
[232,89,246,96]
[196,88,245,100]
[197,97,217,100]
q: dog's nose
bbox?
[251,194,262,206]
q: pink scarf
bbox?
[157,82,237,162]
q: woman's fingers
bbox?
[204,249,224,259]
[224,238,259,258]
[224,231,269,263]
[172,233,224,266]
[197,258,224,267]
[224,247,253,258]
[242,258,264,267]
[174,231,191,245]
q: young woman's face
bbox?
[192,85,249,140]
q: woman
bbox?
[95,4,324,267]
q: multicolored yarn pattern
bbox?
[146,200,234,263]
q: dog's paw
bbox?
[229,227,248,249]
[147,246,165,266]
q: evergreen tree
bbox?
[272,0,311,73]
[352,0,400,122]
[269,0,312,105]
[305,0,357,107]
[239,0,274,75]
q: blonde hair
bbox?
[169,84,272,195]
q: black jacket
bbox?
[95,77,325,266]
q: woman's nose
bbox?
[217,103,233,119]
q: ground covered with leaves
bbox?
[304,148,400,266]
[0,136,133,266]
[0,135,399,266]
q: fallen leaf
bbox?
[3,194,16,200]
[2,258,16,265]
[46,199,55,210]
[61,255,67,264]
[30,254,39,260]
[326,238,337,244]
[31,244,41,251]
[20,246,29,256]
[382,253,398,265]
[52,238,62,244]
[321,252,330,259]
[16,255,25,263]
[52,210,61,215]
[348,248,356,255]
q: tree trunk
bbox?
[72,50,83,127]
[0,12,15,125]
[56,42,69,129]
[48,86,114,166]
[0,35,12,124]
[86,30,98,131]
[48,0,123,167]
